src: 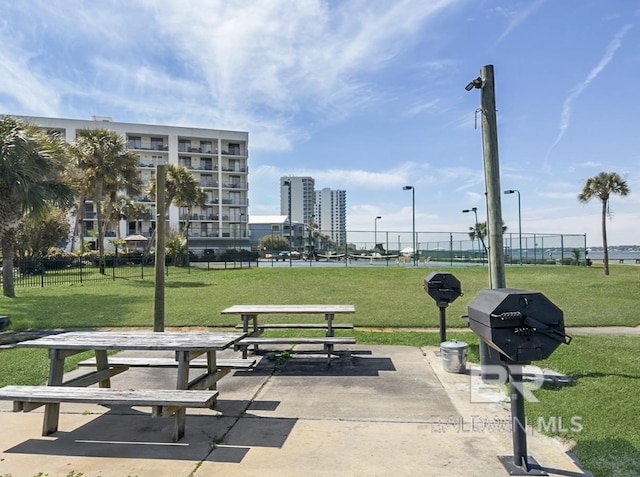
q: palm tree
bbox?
[468,221,506,260]
[0,116,74,297]
[129,202,152,235]
[578,172,630,275]
[73,129,141,274]
[147,164,205,253]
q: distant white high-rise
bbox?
[280,176,315,226]
[315,188,347,246]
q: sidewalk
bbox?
[0,345,593,477]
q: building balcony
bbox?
[221,199,248,205]
[222,182,247,189]
[200,181,219,188]
[128,143,168,151]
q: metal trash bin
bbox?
[440,340,468,373]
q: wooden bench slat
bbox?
[235,323,354,330]
[0,385,217,408]
[237,337,356,345]
[78,357,256,369]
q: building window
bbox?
[179,156,192,168]
[228,143,240,155]
[178,139,190,152]
[150,137,164,150]
[128,136,141,149]
[201,141,213,154]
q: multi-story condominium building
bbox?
[16,115,249,253]
[315,187,346,246]
[280,176,315,227]
[247,215,306,252]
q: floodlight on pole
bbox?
[402,186,416,266]
[504,189,522,265]
[462,207,480,258]
[283,179,292,267]
[374,216,382,250]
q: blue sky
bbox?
[1,0,639,246]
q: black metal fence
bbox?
[2,255,258,289]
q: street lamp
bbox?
[402,186,416,266]
[462,207,479,258]
[283,179,292,267]
[374,216,382,251]
[307,214,315,265]
[237,212,245,262]
[504,189,522,265]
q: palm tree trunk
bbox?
[2,233,16,298]
[95,182,106,275]
[70,192,86,253]
[601,199,609,275]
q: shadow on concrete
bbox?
[236,350,396,377]
[4,406,297,464]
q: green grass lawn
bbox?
[1,264,639,329]
[0,264,639,476]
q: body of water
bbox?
[584,249,640,261]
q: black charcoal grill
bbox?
[467,288,570,363]
[467,288,571,475]
[424,272,463,343]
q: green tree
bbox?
[259,235,289,253]
[130,201,153,235]
[0,116,74,297]
[166,229,188,266]
[104,195,129,240]
[14,206,70,259]
[467,221,506,258]
[147,164,205,252]
[73,128,141,274]
[578,172,630,275]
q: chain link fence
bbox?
[281,229,587,266]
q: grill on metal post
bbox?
[424,272,463,343]
[467,288,571,475]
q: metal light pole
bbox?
[402,186,416,266]
[283,179,292,267]
[238,212,245,263]
[462,207,479,258]
[307,214,315,266]
[374,216,381,251]
[504,189,522,265]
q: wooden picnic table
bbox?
[7,330,246,441]
[221,305,356,360]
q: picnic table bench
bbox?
[0,385,217,415]
[78,356,256,380]
[0,331,246,441]
[222,305,356,362]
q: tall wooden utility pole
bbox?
[480,64,506,288]
[154,164,166,332]
[466,65,507,382]
[475,65,539,474]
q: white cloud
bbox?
[495,0,545,44]
[0,32,59,115]
[404,99,441,117]
[546,24,633,161]
[143,0,462,149]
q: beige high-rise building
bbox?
[17,115,249,253]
